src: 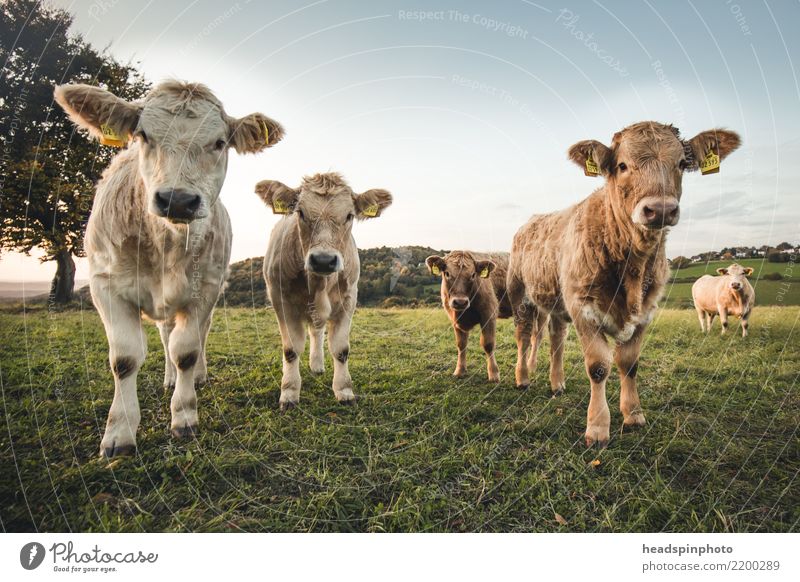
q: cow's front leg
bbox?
[718,306,729,335]
[308,324,325,374]
[574,318,612,447]
[614,326,646,430]
[275,310,306,412]
[526,309,547,381]
[168,304,214,438]
[480,318,499,382]
[508,276,532,388]
[453,325,469,378]
[94,288,147,458]
[741,312,750,338]
[194,312,213,386]
[157,319,177,391]
[327,311,356,404]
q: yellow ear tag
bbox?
[272,198,289,214]
[431,265,441,276]
[479,266,490,278]
[260,120,270,146]
[584,155,600,176]
[700,148,720,175]
[99,124,126,147]
[361,203,379,217]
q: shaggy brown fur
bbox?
[426,251,513,382]
[508,121,741,447]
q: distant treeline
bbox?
[222,246,448,308]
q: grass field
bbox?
[1,305,798,532]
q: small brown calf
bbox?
[426,251,513,382]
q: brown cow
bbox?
[256,172,392,411]
[508,122,741,446]
[426,251,513,382]
[692,263,755,337]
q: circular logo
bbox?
[20,542,46,570]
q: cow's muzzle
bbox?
[307,251,342,275]
[730,282,742,291]
[632,197,680,229]
[153,189,202,222]
[449,296,470,311]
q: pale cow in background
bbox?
[55,80,284,457]
[692,263,755,337]
[508,122,741,447]
[256,172,392,411]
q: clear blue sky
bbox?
[3,0,799,280]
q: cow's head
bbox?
[54,80,284,224]
[717,263,753,291]
[426,251,495,311]
[568,122,740,231]
[256,172,392,276]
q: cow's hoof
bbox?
[488,376,500,383]
[171,424,199,439]
[310,364,325,375]
[551,387,564,398]
[622,413,647,431]
[339,398,357,407]
[585,425,610,448]
[585,436,609,449]
[515,382,530,390]
[453,371,466,379]
[279,401,298,413]
[100,443,136,459]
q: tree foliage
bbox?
[0,0,149,300]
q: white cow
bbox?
[54,80,284,457]
[692,263,755,337]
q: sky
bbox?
[2,0,799,282]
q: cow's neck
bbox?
[600,186,667,315]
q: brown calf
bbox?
[426,251,513,382]
[508,122,741,447]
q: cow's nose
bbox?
[641,199,679,228]
[450,297,470,310]
[731,282,741,290]
[308,252,340,274]
[154,189,201,220]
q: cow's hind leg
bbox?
[706,311,716,332]
[308,324,325,374]
[574,317,612,447]
[93,286,147,458]
[508,276,533,388]
[158,319,177,391]
[614,326,646,430]
[480,317,499,383]
[695,307,706,332]
[526,308,548,382]
[549,317,568,396]
[328,310,356,404]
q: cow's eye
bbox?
[346,212,354,222]
[618,162,628,173]
[297,209,305,221]
[214,139,226,150]
[444,271,450,278]
[135,130,148,144]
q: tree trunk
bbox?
[50,249,76,304]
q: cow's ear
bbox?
[475,260,496,278]
[354,188,392,219]
[743,267,754,277]
[716,268,729,275]
[426,256,446,276]
[255,180,298,214]
[228,113,284,154]
[567,139,613,177]
[685,129,741,173]
[54,84,141,146]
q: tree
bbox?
[0,0,149,302]
[776,242,793,251]
[671,256,692,269]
